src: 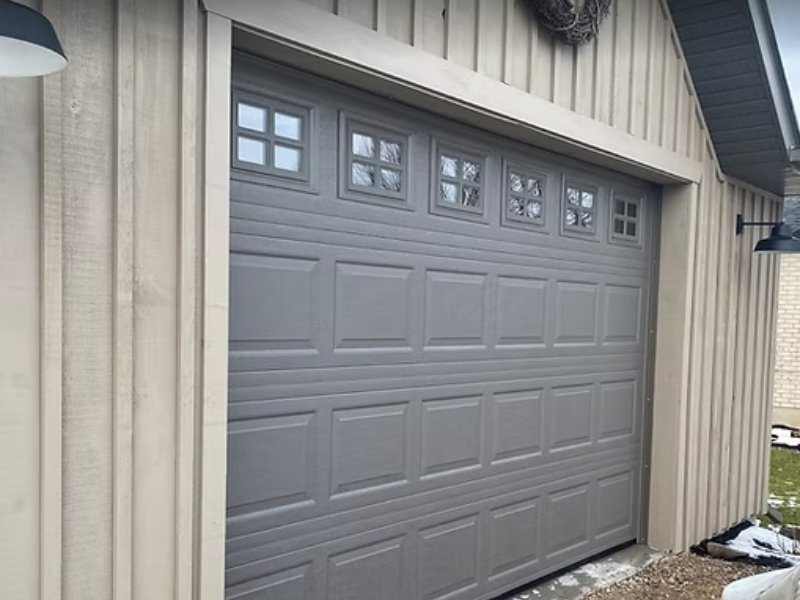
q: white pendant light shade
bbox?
[0,0,66,77]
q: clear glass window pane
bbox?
[440,181,458,204]
[380,168,402,192]
[237,137,266,165]
[352,133,375,158]
[567,187,580,205]
[526,199,542,219]
[351,161,375,186]
[462,186,480,207]
[566,207,578,226]
[237,103,266,132]
[510,172,525,193]
[440,155,458,178]
[615,200,626,215]
[626,222,637,237]
[274,112,301,141]
[508,196,525,216]
[627,202,638,218]
[580,211,593,228]
[380,140,402,164]
[581,191,594,209]
[463,160,480,182]
[527,177,541,196]
[274,145,301,172]
[614,219,625,234]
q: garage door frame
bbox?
[199,10,668,600]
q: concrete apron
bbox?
[502,545,662,600]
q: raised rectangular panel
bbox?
[226,564,311,600]
[550,385,593,452]
[334,262,413,350]
[421,396,482,477]
[545,485,589,558]
[603,285,641,344]
[424,270,486,348]
[554,281,598,345]
[418,515,479,600]
[596,472,633,538]
[227,414,314,511]
[496,276,547,347]
[229,253,318,349]
[488,498,540,578]
[491,390,543,462]
[331,403,410,496]
[598,381,636,441]
[328,538,406,600]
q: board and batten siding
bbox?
[0,0,779,599]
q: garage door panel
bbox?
[225,463,639,598]
[230,199,652,279]
[228,60,653,599]
[224,445,640,560]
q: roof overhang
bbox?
[669,0,800,196]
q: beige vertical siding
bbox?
[0,1,205,599]
[0,0,782,598]
[301,0,698,159]
[0,16,41,598]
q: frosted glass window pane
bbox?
[274,145,301,171]
[352,133,374,157]
[352,162,375,186]
[440,155,458,178]
[380,141,402,164]
[238,103,266,132]
[440,182,458,204]
[274,112,301,140]
[380,169,401,192]
[237,137,266,165]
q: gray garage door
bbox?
[226,54,656,600]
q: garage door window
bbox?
[431,141,485,219]
[503,160,548,229]
[563,179,598,235]
[343,120,408,200]
[232,90,310,181]
[611,193,641,244]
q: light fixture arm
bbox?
[735,214,783,235]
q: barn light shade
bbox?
[736,214,800,253]
[0,0,66,77]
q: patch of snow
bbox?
[554,574,580,587]
[572,559,641,586]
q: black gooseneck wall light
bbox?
[0,0,67,77]
[736,214,800,253]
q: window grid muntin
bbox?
[232,90,310,182]
[504,163,547,227]
[611,194,642,243]
[434,143,485,214]
[563,181,597,234]
[345,122,408,201]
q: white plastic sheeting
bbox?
[722,566,800,599]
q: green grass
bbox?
[769,447,800,525]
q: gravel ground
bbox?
[582,553,772,600]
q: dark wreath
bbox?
[522,0,614,46]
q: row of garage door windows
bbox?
[231,91,643,244]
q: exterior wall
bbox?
[773,198,800,427]
[299,0,703,162]
[0,1,205,599]
[0,0,780,599]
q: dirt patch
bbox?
[583,553,771,600]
